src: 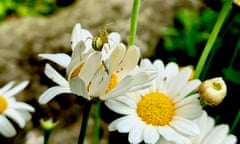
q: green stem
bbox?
[43,129,51,144]
[78,101,93,144]
[93,101,101,144]
[128,0,141,46]
[194,0,233,79]
[230,110,240,134]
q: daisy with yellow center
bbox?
[105,59,203,144]
[0,81,35,138]
[63,23,156,101]
[39,23,155,103]
[70,43,156,101]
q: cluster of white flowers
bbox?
[1,22,237,144]
[37,23,237,144]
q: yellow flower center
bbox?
[70,63,84,79]
[137,92,175,126]
[0,96,7,114]
[105,73,118,93]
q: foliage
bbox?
[0,0,58,21]
[161,8,218,57]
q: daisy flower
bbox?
[70,43,157,101]
[105,59,203,144]
[0,81,35,138]
[39,23,155,103]
[38,23,103,103]
[190,111,237,144]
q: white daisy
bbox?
[70,44,157,101]
[39,23,155,103]
[38,23,103,103]
[0,81,35,138]
[105,59,203,144]
[190,111,237,144]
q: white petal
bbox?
[109,44,126,69]
[202,125,229,144]
[115,115,137,133]
[176,101,202,119]
[0,81,15,95]
[105,99,135,115]
[71,23,92,51]
[66,56,85,80]
[158,125,190,144]
[38,86,71,104]
[18,110,32,122]
[71,23,82,50]
[169,116,199,136]
[192,111,214,143]
[0,115,16,138]
[101,75,133,100]
[4,108,26,128]
[129,71,155,92]
[108,32,121,48]
[89,60,111,97]
[167,67,192,98]
[78,52,102,84]
[9,102,35,112]
[38,53,71,68]
[114,96,137,109]
[175,94,199,108]
[4,81,29,97]
[153,60,165,90]
[69,77,89,100]
[221,135,237,144]
[128,119,145,144]
[143,125,159,144]
[116,45,140,79]
[174,79,201,102]
[44,64,69,87]
[140,58,152,67]
[164,62,178,80]
[109,115,133,132]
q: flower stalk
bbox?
[128,0,141,46]
[78,101,93,144]
[230,110,240,134]
[93,101,101,144]
[194,0,233,79]
[40,119,58,144]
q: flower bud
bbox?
[199,77,227,106]
[40,118,58,131]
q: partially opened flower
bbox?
[70,44,157,101]
[38,23,103,103]
[0,81,35,138]
[39,23,156,103]
[105,59,203,144]
[190,111,237,144]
